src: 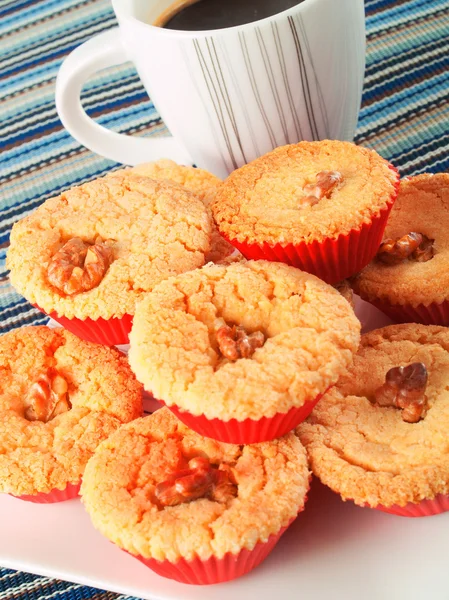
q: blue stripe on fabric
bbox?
[1,61,60,93]
[0,123,180,216]
[0,0,41,18]
[366,8,449,43]
[1,0,95,40]
[2,10,113,59]
[0,311,48,334]
[367,21,449,62]
[356,96,448,142]
[2,37,102,79]
[2,72,140,122]
[357,103,449,152]
[366,32,449,71]
[0,296,35,312]
[363,56,449,103]
[360,71,449,120]
[3,91,150,145]
[1,156,120,200]
[365,0,399,11]
[366,0,447,27]
[0,298,41,319]
[0,0,81,30]
[417,154,449,173]
[0,127,161,190]
[386,131,449,164]
[2,103,158,166]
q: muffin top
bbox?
[211,140,399,246]
[81,408,309,562]
[352,173,449,306]
[116,159,221,204]
[297,324,449,508]
[129,261,360,421]
[118,159,242,266]
[0,326,142,496]
[7,173,211,320]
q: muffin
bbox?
[116,159,221,204]
[117,159,243,265]
[333,280,354,309]
[7,173,211,345]
[211,140,399,283]
[0,326,142,502]
[129,260,360,444]
[81,408,310,584]
[297,324,449,517]
[351,173,449,325]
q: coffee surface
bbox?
[156,0,302,31]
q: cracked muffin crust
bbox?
[116,159,220,203]
[352,173,449,307]
[129,260,361,422]
[81,407,309,562]
[211,140,398,246]
[7,173,211,320]
[116,159,243,265]
[297,323,449,508]
[0,326,142,496]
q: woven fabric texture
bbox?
[1,0,449,598]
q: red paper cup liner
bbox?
[160,392,324,444]
[359,296,449,327]
[33,304,133,346]
[371,493,449,517]
[222,166,399,285]
[11,481,81,504]
[129,516,297,584]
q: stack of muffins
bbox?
[3,140,449,587]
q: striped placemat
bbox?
[1,0,449,598]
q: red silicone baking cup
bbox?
[360,296,449,327]
[11,481,81,504]
[370,492,449,517]
[161,392,324,444]
[222,166,399,285]
[129,516,297,585]
[33,304,133,346]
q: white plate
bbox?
[2,298,448,600]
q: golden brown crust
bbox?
[81,408,310,561]
[297,323,449,507]
[352,173,449,306]
[7,173,211,320]
[117,160,242,265]
[115,159,221,204]
[0,326,143,495]
[211,141,398,246]
[129,261,360,421]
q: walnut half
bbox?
[24,368,71,422]
[377,233,434,265]
[47,237,114,295]
[154,456,237,507]
[214,318,265,360]
[301,170,343,207]
[372,362,428,423]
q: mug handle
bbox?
[55,28,193,166]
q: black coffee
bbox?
[156,0,302,31]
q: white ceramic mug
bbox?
[56,0,365,178]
